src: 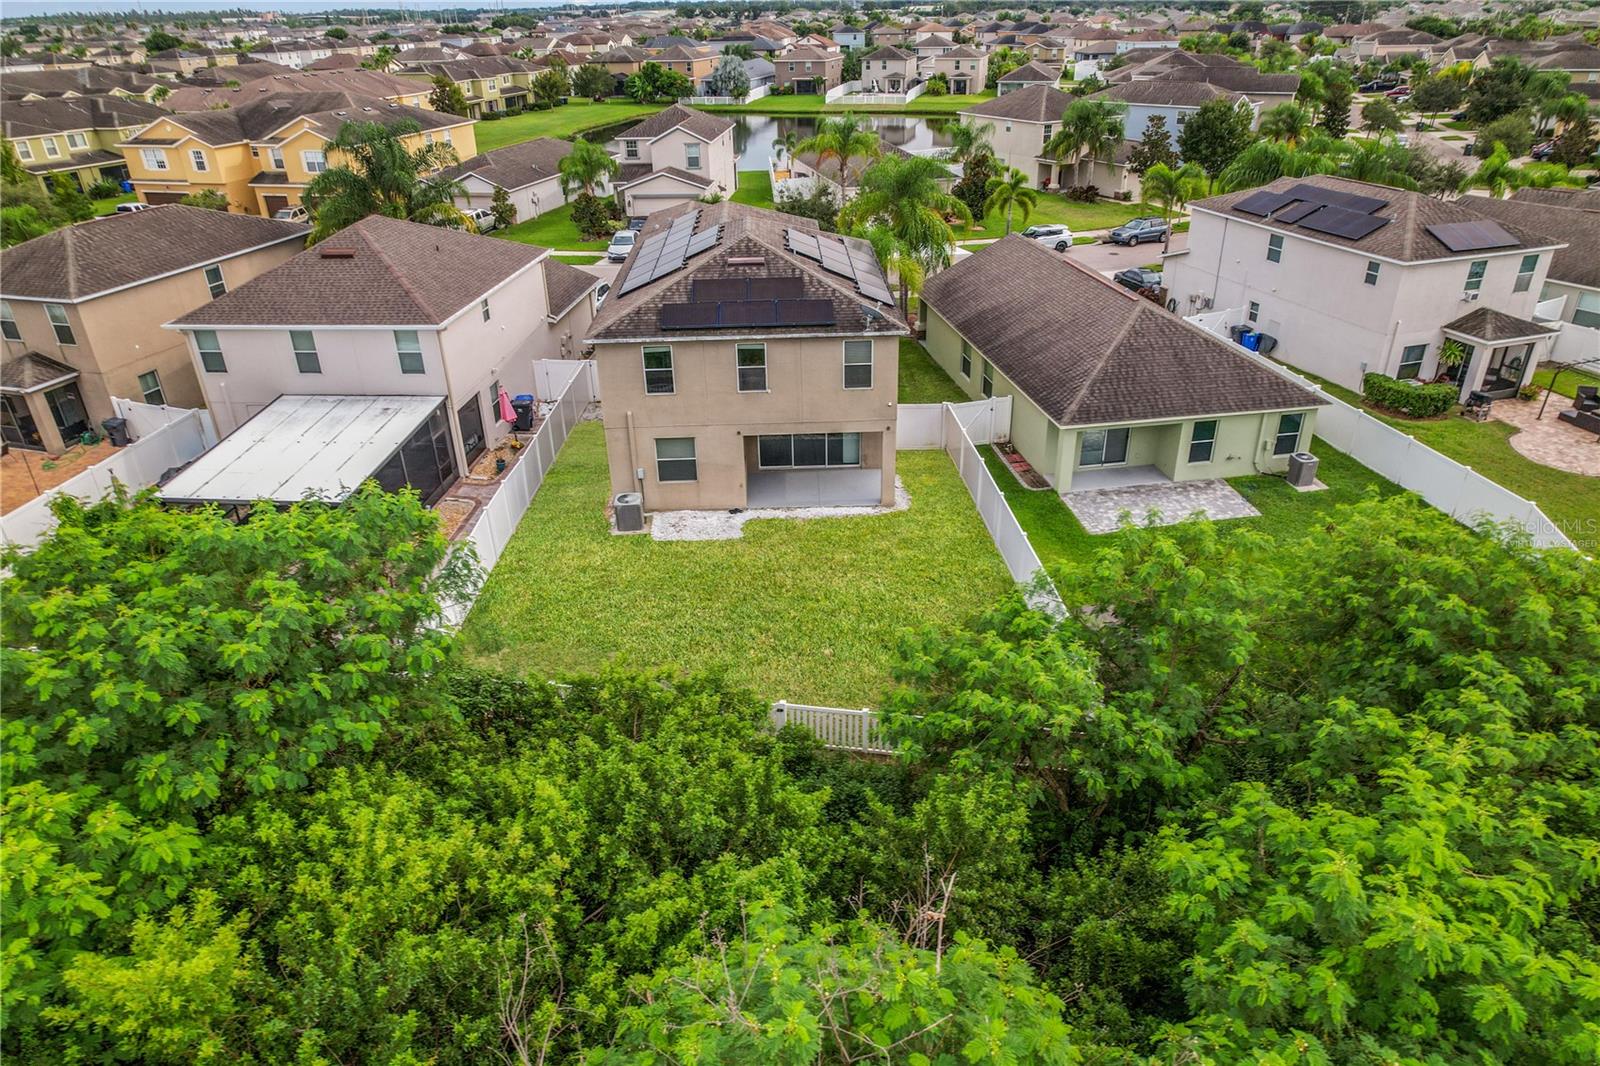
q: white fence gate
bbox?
[770,700,894,755]
[1190,308,1576,550]
[1,405,216,547]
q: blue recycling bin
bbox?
[1242,331,1263,352]
[119,179,133,193]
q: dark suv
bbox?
[1107,217,1168,245]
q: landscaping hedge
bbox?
[1362,372,1457,418]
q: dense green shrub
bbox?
[1362,371,1457,416]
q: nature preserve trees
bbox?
[3,483,1596,1064]
[302,119,472,241]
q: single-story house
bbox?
[442,137,586,223]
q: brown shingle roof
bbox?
[962,82,1074,123]
[1512,186,1600,212]
[1090,79,1243,106]
[1192,175,1562,263]
[0,95,166,137]
[1458,195,1600,290]
[921,236,1325,428]
[543,258,599,319]
[615,103,734,142]
[863,45,914,61]
[588,200,907,342]
[150,92,463,146]
[170,215,545,328]
[1442,307,1559,342]
[1,206,307,302]
[441,137,573,190]
[998,60,1061,83]
[0,352,78,393]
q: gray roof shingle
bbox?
[441,137,573,190]
[616,103,734,142]
[1442,307,1558,341]
[921,236,1325,428]
[0,352,78,392]
[543,257,599,318]
[961,82,1074,122]
[1458,195,1600,290]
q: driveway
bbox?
[1068,230,1188,277]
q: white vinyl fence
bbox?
[770,701,895,755]
[1,405,216,547]
[442,360,597,625]
[1549,320,1600,367]
[1190,308,1575,550]
[683,85,771,106]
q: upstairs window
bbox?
[1513,253,1538,293]
[190,149,208,172]
[1266,233,1284,263]
[203,264,226,298]
[1464,259,1487,292]
[481,298,491,322]
[66,132,88,150]
[45,304,74,346]
[643,345,674,393]
[395,330,424,374]
[140,147,167,170]
[685,143,701,170]
[736,343,767,391]
[1364,260,1380,286]
[0,301,19,342]
[843,340,873,389]
[291,330,320,374]
[14,141,32,161]
[43,137,60,159]
[302,149,327,174]
[195,330,226,373]
[624,140,638,159]
[270,146,285,169]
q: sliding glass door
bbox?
[1078,427,1129,468]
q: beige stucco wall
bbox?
[1163,209,1556,391]
[964,113,1054,184]
[594,333,900,510]
[862,54,917,89]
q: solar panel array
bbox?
[1424,220,1520,253]
[691,276,808,302]
[786,227,896,306]
[1230,183,1393,244]
[659,298,837,330]
[615,211,725,297]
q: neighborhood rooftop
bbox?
[962,82,1074,122]
[615,103,735,142]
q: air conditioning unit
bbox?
[1461,290,1480,302]
[1198,297,1214,310]
[613,492,644,533]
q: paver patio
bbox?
[1063,479,1261,534]
[1492,397,1600,477]
[1,440,117,514]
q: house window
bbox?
[1188,419,1217,463]
[758,432,860,467]
[0,301,19,342]
[736,343,767,391]
[981,358,993,398]
[191,149,208,172]
[395,330,424,374]
[655,437,697,481]
[1247,301,1260,323]
[45,304,74,345]
[1396,344,1426,380]
[270,147,284,169]
[302,149,328,173]
[292,330,321,373]
[843,339,873,389]
[959,337,972,378]
[140,147,168,170]
[1079,426,1129,467]
[481,298,491,322]
[43,138,60,159]
[1273,412,1304,456]
[138,370,165,405]
[1266,233,1283,263]
[685,143,701,169]
[1513,253,1538,293]
[1043,123,1052,139]
[1364,260,1380,286]
[66,132,87,150]
[203,264,226,298]
[195,330,226,372]
[643,345,674,393]
[14,141,32,161]
[1575,291,1600,329]
[1464,259,1486,292]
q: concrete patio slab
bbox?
[1064,478,1260,534]
[1492,397,1600,477]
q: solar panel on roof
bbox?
[787,228,822,260]
[1424,220,1519,253]
[748,275,806,300]
[685,225,722,257]
[1273,200,1322,224]
[1295,204,1390,240]
[692,277,749,301]
[1234,190,1296,216]
[1285,182,1389,214]
[659,302,721,329]
[776,299,836,326]
[858,277,895,305]
[719,300,781,327]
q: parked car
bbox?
[273,205,309,223]
[1107,217,1168,245]
[1021,223,1073,252]
[1384,86,1411,99]
[607,229,638,262]
[1451,110,1470,121]
[1396,132,1410,147]
[1113,267,1163,294]
[461,207,498,233]
[593,281,611,311]
[114,201,150,213]
[1531,140,1556,161]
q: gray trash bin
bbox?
[1286,452,1319,488]
[101,417,131,447]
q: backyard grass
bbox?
[1443,119,1475,131]
[702,90,998,116]
[731,170,776,210]
[955,196,1159,238]
[460,421,1014,706]
[1534,363,1600,399]
[494,202,610,251]
[473,99,664,152]
[92,192,135,215]
[551,252,605,265]
[898,337,968,404]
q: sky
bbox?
[1,1,587,17]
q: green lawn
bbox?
[1443,119,1476,132]
[956,196,1159,238]
[981,439,1403,575]
[898,337,967,404]
[551,252,605,265]
[92,192,135,215]
[473,99,665,152]
[460,421,1014,706]
[494,202,611,251]
[1534,363,1600,399]
[702,90,998,116]
[731,170,776,210]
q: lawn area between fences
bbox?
[701,91,998,115]
[955,195,1159,238]
[982,438,1404,573]
[1278,362,1599,539]
[731,170,776,210]
[473,99,665,153]
[494,202,610,251]
[459,420,1014,707]
[899,338,967,404]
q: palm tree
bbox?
[1043,99,1126,187]
[303,119,471,243]
[796,112,881,192]
[1140,162,1206,251]
[1217,140,1338,191]
[859,222,926,318]
[1333,138,1418,188]
[776,127,801,166]
[1257,102,1313,147]
[943,118,993,165]
[558,137,620,198]
[983,166,1037,235]
[840,154,970,313]
[1526,69,1573,135]
[1465,142,1586,198]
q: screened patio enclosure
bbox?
[744,430,887,508]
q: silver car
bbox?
[607,230,637,262]
[1022,223,1074,252]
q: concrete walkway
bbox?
[1064,478,1259,534]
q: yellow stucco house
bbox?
[4,95,169,192]
[118,92,477,216]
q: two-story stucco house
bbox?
[922,235,1327,493]
[996,60,1060,94]
[959,83,1074,187]
[3,95,167,192]
[165,215,597,490]
[931,46,989,95]
[772,45,844,94]
[613,104,738,216]
[1,207,307,455]
[396,56,539,116]
[119,92,477,216]
[442,137,594,223]
[1089,79,1260,139]
[586,201,908,512]
[1163,176,1567,401]
[1458,188,1600,333]
[860,45,918,93]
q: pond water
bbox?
[595,113,955,172]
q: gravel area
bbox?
[646,477,911,541]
